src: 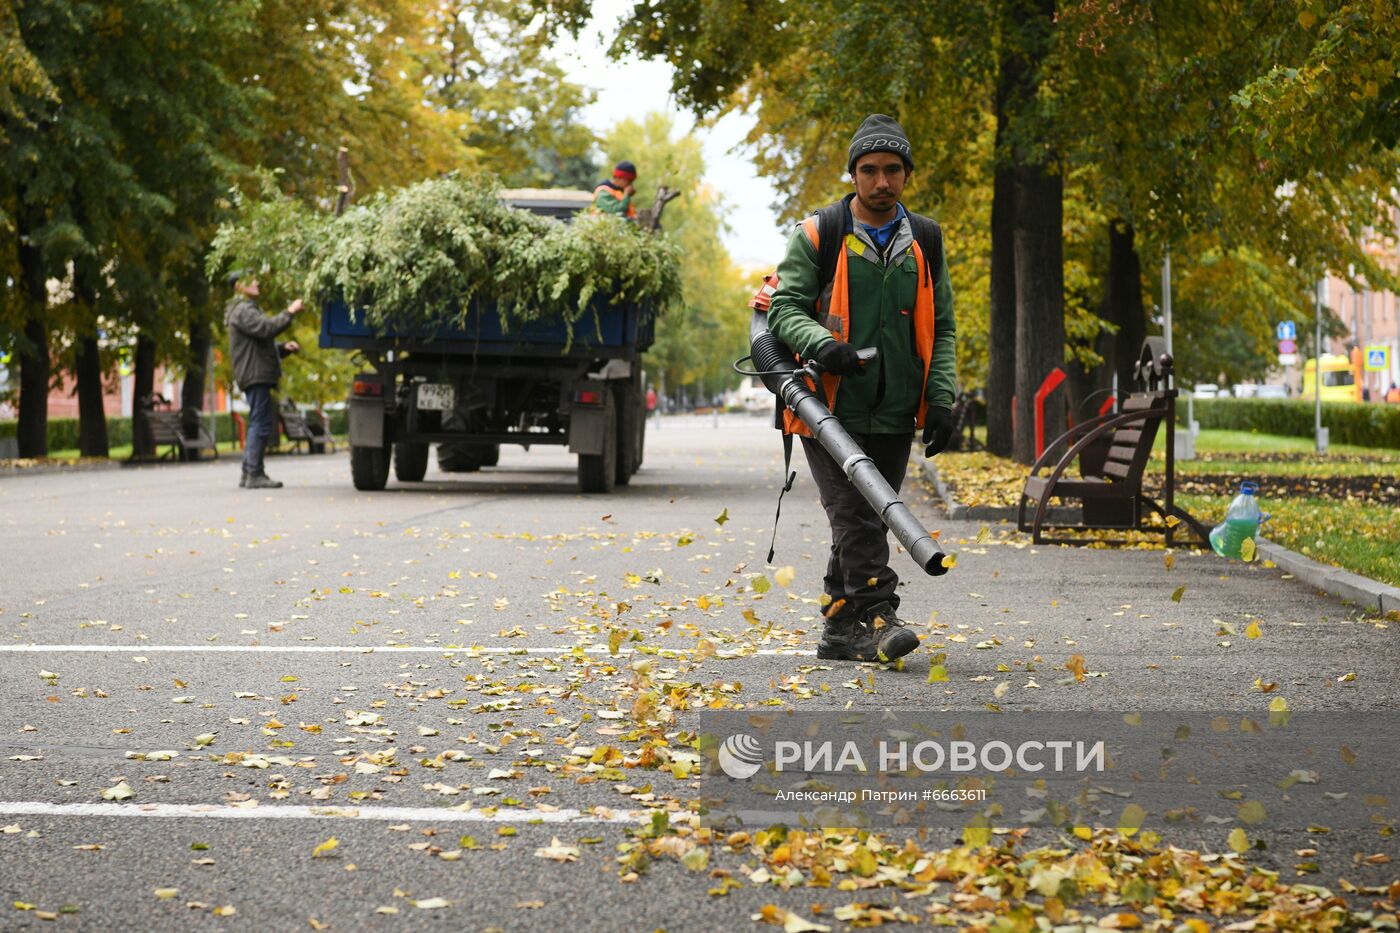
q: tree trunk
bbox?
[17,317,50,458]
[1106,219,1146,393]
[74,336,109,457]
[181,314,212,456]
[1011,159,1066,465]
[16,235,49,459]
[130,335,157,459]
[1007,0,1064,465]
[985,36,1020,457]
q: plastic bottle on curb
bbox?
[1209,482,1265,559]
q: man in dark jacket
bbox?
[225,272,303,489]
[767,113,957,664]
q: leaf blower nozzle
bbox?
[742,311,949,577]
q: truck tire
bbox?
[351,443,391,491]
[437,442,499,472]
[394,441,430,482]
[614,382,640,485]
[436,442,483,473]
[577,400,616,494]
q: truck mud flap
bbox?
[568,382,611,456]
[568,406,608,455]
[349,397,386,448]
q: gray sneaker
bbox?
[816,599,880,661]
[239,470,249,488]
[863,601,920,663]
[244,472,283,489]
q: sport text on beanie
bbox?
[847,114,914,175]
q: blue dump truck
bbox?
[319,189,653,493]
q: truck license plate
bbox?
[417,383,454,411]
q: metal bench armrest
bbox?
[1038,408,1162,495]
[1026,410,1119,476]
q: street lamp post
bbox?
[1162,249,1172,358]
[1315,278,1327,453]
[1162,249,1194,459]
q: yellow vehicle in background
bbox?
[1299,353,1362,402]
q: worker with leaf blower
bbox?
[764,113,957,664]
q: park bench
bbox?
[278,401,334,455]
[139,395,219,462]
[947,389,984,452]
[1016,339,1209,546]
[304,409,336,454]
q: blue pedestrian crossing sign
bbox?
[1275,321,1297,341]
[1365,345,1389,372]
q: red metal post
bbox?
[1033,368,1067,458]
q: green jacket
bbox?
[768,204,956,434]
[592,182,635,218]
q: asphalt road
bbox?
[1,413,1396,931]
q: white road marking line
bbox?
[0,800,649,824]
[0,644,816,656]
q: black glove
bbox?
[813,340,864,376]
[922,405,954,457]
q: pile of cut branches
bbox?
[208,174,683,335]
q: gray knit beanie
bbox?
[847,113,914,174]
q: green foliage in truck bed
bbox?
[208,174,683,336]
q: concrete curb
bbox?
[918,457,1400,617]
[1253,538,1400,617]
[0,459,124,478]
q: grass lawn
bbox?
[1178,492,1398,587]
[1158,428,1400,478]
[936,428,1400,589]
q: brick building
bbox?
[1321,204,1400,397]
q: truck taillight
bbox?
[573,389,602,405]
[353,380,384,397]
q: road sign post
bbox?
[1313,281,1325,453]
[1364,345,1389,373]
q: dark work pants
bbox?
[242,383,275,474]
[800,431,913,616]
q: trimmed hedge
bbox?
[1,407,347,454]
[1183,398,1400,450]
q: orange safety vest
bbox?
[592,183,637,218]
[753,217,936,438]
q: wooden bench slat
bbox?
[1106,443,1139,463]
[1103,460,1133,479]
[1113,428,1143,446]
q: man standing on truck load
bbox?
[766,113,957,664]
[224,271,303,490]
[592,160,639,219]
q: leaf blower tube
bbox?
[746,311,950,576]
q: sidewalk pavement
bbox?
[917,455,1400,618]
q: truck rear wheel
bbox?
[578,400,617,494]
[394,441,430,482]
[351,443,391,491]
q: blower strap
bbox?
[767,431,796,564]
